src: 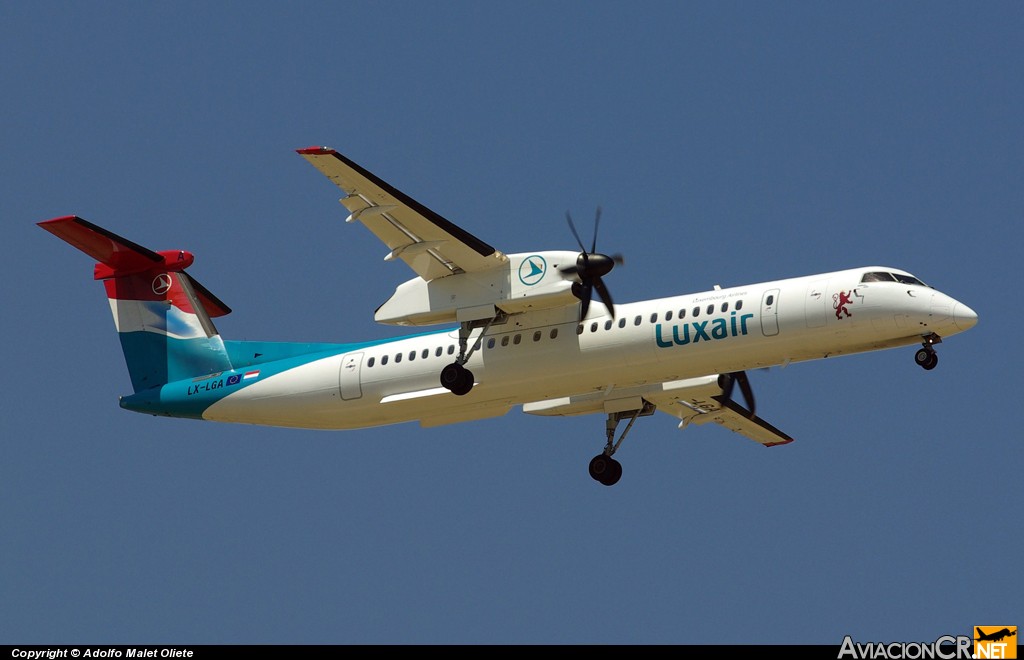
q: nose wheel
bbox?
[915,333,941,371]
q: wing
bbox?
[523,375,794,447]
[297,147,508,281]
[648,377,794,447]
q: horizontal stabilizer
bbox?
[38,215,231,317]
[39,215,162,271]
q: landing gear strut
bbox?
[588,400,656,486]
[440,312,505,396]
[915,333,941,371]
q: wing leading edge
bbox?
[297,147,508,281]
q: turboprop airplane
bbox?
[37,146,978,486]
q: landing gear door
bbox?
[339,352,363,400]
[761,289,780,336]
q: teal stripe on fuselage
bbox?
[118,328,454,419]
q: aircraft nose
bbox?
[953,302,978,331]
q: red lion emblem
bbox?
[833,290,853,319]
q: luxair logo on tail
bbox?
[975,626,1017,659]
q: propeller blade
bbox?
[611,253,625,266]
[717,371,756,419]
[590,206,602,253]
[565,212,587,253]
[593,277,615,318]
[734,370,756,418]
[578,281,593,321]
[719,373,735,401]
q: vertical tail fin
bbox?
[38,216,234,392]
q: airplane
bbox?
[37,146,979,486]
[976,627,1016,643]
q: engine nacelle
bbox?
[375,251,581,325]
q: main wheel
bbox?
[588,454,622,486]
[440,362,464,391]
[451,367,474,395]
[604,458,623,486]
[915,348,933,367]
[923,353,938,370]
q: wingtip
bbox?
[37,215,84,227]
[296,146,336,156]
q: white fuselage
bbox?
[202,266,975,430]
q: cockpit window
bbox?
[893,273,928,287]
[860,271,930,287]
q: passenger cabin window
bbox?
[693,307,700,318]
[550,329,558,339]
[395,353,402,363]
[501,336,510,347]
[678,309,686,319]
[766,295,774,306]
[435,346,443,357]
[634,315,642,326]
[533,331,541,342]
[618,318,626,328]
[409,350,416,361]
[487,338,495,349]
[604,320,613,331]
[650,313,658,323]
[706,304,714,315]
[721,302,728,313]
[381,355,388,365]
[448,345,455,355]
[666,310,673,321]
[513,334,522,345]
[367,357,375,367]
[736,300,743,310]
[591,322,598,333]
[576,324,584,335]
[422,349,429,359]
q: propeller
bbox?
[718,371,757,419]
[559,207,624,320]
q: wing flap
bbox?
[297,147,508,280]
[691,397,794,447]
[524,375,794,447]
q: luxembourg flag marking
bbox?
[243,370,260,380]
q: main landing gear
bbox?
[588,401,656,486]
[914,333,941,371]
[439,312,505,396]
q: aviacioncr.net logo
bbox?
[838,635,973,659]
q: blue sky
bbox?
[2,1,1021,645]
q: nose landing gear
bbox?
[915,333,941,370]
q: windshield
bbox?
[860,271,930,287]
